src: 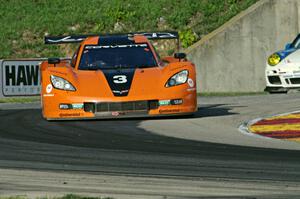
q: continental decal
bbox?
[159,109,180,113]
[59,113,81,117]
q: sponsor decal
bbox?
[85,44,147,49]
[72,103,84,109]
[59,103,83,110]
[159,99,183,106]
[188,78,194,87]
[159,100,171,106]
[47,36,85,44]
[171,99,183,105]
[112,111,120,116]
[59,104,70,109]
[159,109,180,113]
[43,94,54,97]
[2,60,42,96]
[137,32,177,39]
[59,113,81,117]
[46,84,53,93]
[112,90,129,95]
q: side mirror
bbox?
[174,53,186,60]
[285,43,292,50]
[48,58,61,65]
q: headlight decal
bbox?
[165,70,189,87]
[268,53,281,66]
[50,75,76,91]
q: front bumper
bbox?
[42,93,197,120]
[46,111,195,121]
[265,67,300,92]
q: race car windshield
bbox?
[79,43,158,70]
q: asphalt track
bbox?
[0,95,300,198]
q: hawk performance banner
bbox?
[0,59,45,97]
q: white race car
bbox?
[265,34,300,93]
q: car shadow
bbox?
[194,104,240,118]
[107,103,241,121]
[153,103,241,120]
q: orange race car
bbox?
[40,32,197,120]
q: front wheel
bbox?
[265,87,288,94]
[268,90,288,94]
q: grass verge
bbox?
[0,96,40,103]
[0,194,113,199]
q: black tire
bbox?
[268,90,288,94]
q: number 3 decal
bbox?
[113,75,127,84]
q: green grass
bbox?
[198,92,267,97]
[0,0,258,58]
[0,96,40,103]
[0,194,112,199]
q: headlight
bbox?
[165,70,188,87]
[268,53,281,66]
[50,75,76,91]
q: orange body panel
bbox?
[40,35,197,120]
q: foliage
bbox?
[0,194,113,199]
[0,97,40,103]
[0,0,258,58]
[179,30,197,48]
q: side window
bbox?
[149,42,161,60]
[149,42,165,66]
[71,46,81,68]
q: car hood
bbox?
[72,66,171,99]
[279,48,300,63]
[276,48,298,60]
[42,61,193,100]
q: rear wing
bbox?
[44,31,179,44]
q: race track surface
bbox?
[0,94,300,198]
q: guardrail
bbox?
[0,59,46,98]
